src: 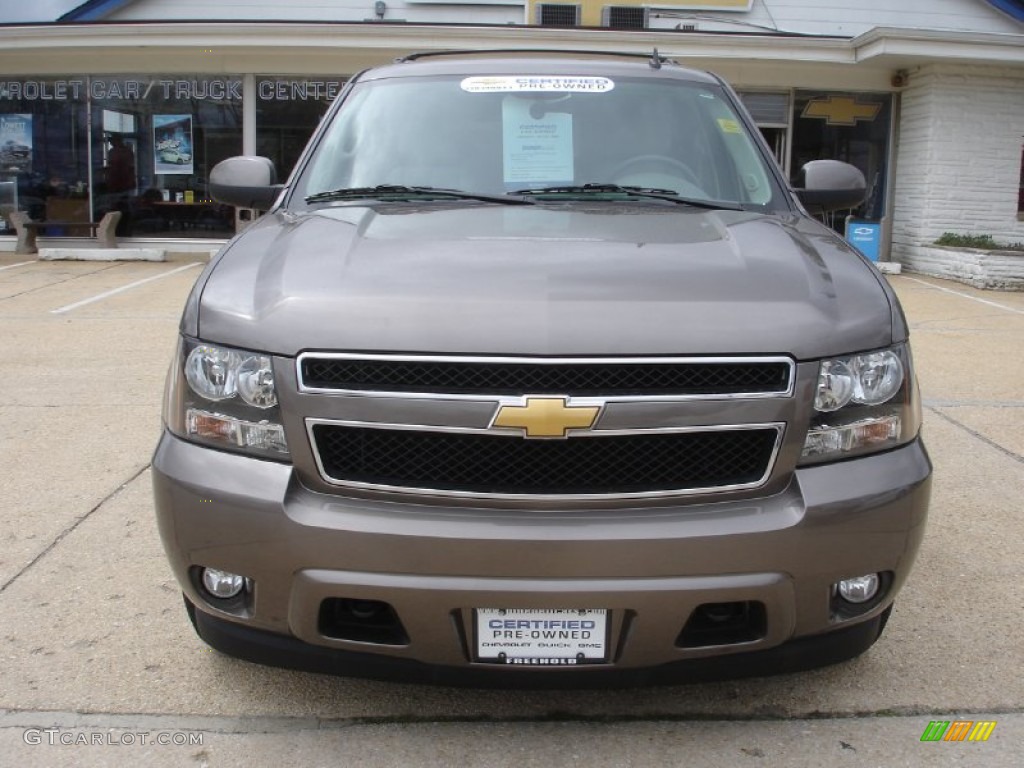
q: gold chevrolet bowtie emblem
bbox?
[801,96,882,127]
[492,397,600,438]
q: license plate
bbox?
[475,608,609,666]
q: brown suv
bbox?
[152,51,930,686]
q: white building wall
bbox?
[720,0,1018,35]
[891,63,1024,269]
[106,0,523,25]
[106,0,1022,35]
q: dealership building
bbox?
[0,0,1022,282]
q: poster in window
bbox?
[0,114,33,174]
[153,114,194,175]
[501,97,574,186]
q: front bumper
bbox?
[185,596,892,688]
[153,431,930,686]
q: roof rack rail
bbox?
[395,48,678,65]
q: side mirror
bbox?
[794,160,866,214]
[209,156,284,210]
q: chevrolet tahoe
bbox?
[152,51,931,687]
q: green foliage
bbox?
[934,232,1024,251]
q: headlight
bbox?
[185,345,238,401]
[236,354,278,408]
[164,338,289,459]
[813,350,903,412]
[800,344,920,464]
[185,346,278,407]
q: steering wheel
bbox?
[611,155,700,188]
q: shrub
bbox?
[934,233,1024,251]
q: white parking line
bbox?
[50,262,203,315]
[902,276,1024,315]
[0,260,35,272]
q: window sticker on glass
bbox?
[502,97,574,185]
[462,76,614,93]
[717,118,742,134]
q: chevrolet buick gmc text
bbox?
[152,51,931,686]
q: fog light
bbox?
[201,568,245,599]
[837,574,880,604]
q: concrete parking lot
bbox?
[0,254,1022,767]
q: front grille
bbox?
[311,424,780,496]
[299,356,791,397]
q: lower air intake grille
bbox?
[311,425,780,496]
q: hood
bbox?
[195,203,894,359]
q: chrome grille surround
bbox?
[297,353,795,400]
[307,418,785,500]
[298,354,793,501]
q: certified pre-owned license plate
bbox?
[475,608,609,666]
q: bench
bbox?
[8,210,121,255]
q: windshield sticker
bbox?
[462,76,614,94]
[502,97,574,185]
[717,118,742,134]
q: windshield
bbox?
[296,73,785,211]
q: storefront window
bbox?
[737,91,791,171]
[91,75,242,237]
[255,76,346,181]
[793,91,892,225]
[1017,142,1023,217]
[1,79,89,235]
[3,74,345,239]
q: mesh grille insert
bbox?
[312,425,779,496]
[300,358,790,397]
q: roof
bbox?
[59,0,134,22]
[985,0,1024,22]
[2,21,1020,77]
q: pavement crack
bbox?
[0,464,151,596]
[927,406,1024,465]
[923,399,1024,408]
[0,263,123,304]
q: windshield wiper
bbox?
[304,185,533,205]
[510,183,742,211]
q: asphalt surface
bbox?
[0,254,1022,767]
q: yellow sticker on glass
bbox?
[717,118,742,134]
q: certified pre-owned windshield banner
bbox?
[462,76,615,93]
